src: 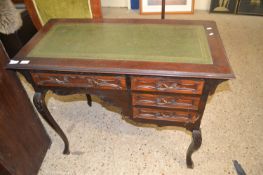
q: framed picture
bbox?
[237,0,263,15]
[140,0,194,14]
[210,0,239,13]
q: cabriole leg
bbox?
[33,90,70,154]
[86,94,92,107]
[186,129,202,168]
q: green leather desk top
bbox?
[28,23,213,64]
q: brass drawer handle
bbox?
[156,82,178,91]
[54,78,67,84]
[138,109,192,120]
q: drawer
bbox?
[131,77,204,95]
[133,107,197,123]
[132,93,200,110]
[31,73,126,90]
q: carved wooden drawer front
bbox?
[132,93,200,110]
[133,107,197,122]
[131,77,204,94]
[31,73,126,90]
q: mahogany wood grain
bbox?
[5,19,235,169]
[31,72,127,90]
[90,0,102,19]
[0,42,50,175]
[133,107,197,123]
[131,76,204,94]
[9,19,235,79]
[24,0,43,30]
[132,93,200,110]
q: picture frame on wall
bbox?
[237,0,263,16]
[140,0,194,14]
[210,0,239,14]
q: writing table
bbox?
[7,19,235,168]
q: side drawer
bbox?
[131,77,204,95]
[132,93,200,110]
[31,73,127,90]
[133,107,197,123]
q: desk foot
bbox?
[86,94,92,107]
[33,91,70,155]
[186,129,202,168]
[63,147,70,155]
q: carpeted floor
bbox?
[21,8,263,175]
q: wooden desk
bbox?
[7,19,234,168]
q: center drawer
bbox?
[132,93,200,110]
[31,72,127,90]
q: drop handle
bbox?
[54,78,64,83]
[53,77,69,84]
[156,82,178,91]
[156,98,169,105]
[93,80,99,86]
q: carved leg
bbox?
[186,129,202,168]
[33,91,70,154]
[86,94,92,107]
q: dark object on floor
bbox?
[0,42,51,175]
[0,10,37,58]
[233,160,246,175]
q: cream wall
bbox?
[101,0,129,7]
[101,0,211,11]
[194,0,211,10]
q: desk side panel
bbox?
[0,43,51,175]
